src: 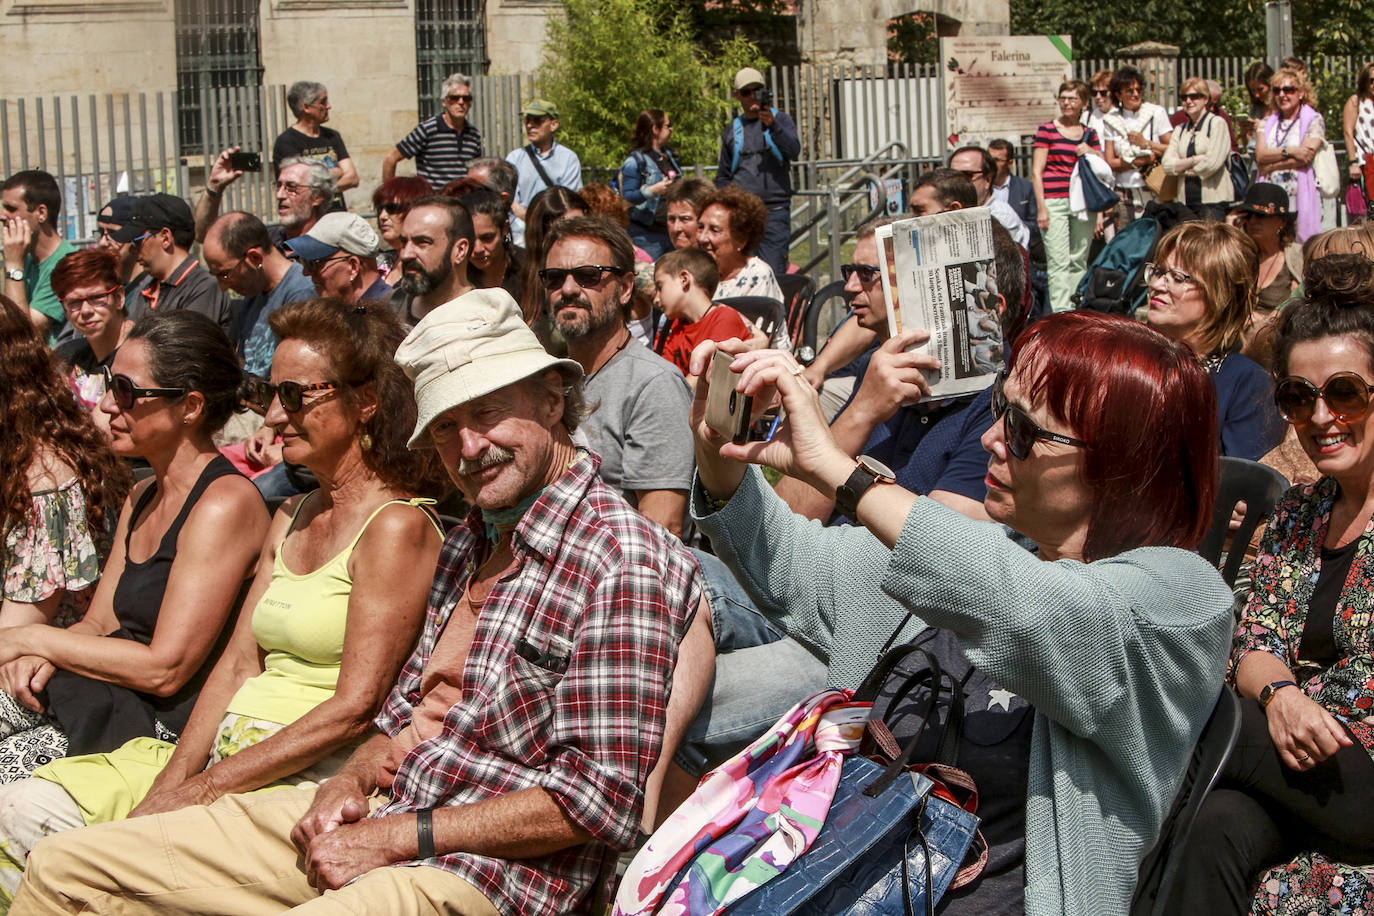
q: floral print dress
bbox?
[1235,477,1374,915]
[2,478,105,629]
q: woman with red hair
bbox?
[49,249,130,412]
[687,311,1234,914]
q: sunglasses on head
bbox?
[991,371,1088,460]
[840,263,882,284]
[101,367,187,410]
[243,376,341,413]
[537,264,623,291]
[1274,372,1373,425]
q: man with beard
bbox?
[11,293,706,916]
[542,216,693,535]
[94,196,153,318]
[194,152,335,251]
[391,194,474,329]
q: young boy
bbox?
[654,247,755,373]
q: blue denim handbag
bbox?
[728,645,983,916]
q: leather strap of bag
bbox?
[524,144,557,191]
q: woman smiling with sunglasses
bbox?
[688,311,1233,914]
[0,310,266,783]
[1255,67,1326,242]
[1171,254,1374,914]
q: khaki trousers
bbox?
[11,787,499,916]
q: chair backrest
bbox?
[795,280,850,364]
[1131,686,1242,916]
[777,273,816,342]
[1198,457,1290,587]
[715,296,786,342]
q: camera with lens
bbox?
[754,87,773,108]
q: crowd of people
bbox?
[1,59,1374,916]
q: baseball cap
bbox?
[734,67,766,91]
[394,288,582,448]
[112,193,194,243]
[98,196,137,227]
[285,212,381,261]
[521,99,558,118]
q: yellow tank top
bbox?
[224,495,440,726]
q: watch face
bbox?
[857,455,896,482]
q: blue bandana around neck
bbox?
[482,488,546,543]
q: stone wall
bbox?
[796,0,1010,68]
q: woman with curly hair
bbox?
[696,185,787,348]
[0,310,267,783]
[0,295,129,633]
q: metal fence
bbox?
[1074,54,1363,91]
[195,85,292,225]
[416,0,488,122]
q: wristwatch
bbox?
[833,455,896,519]
[4,266,22,282]
[1260,680,1298,708]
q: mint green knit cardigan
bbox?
[693,467,1234,916]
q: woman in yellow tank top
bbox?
[0,299,451,905]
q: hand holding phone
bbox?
[228,150,262,172]
[704,350,756,445]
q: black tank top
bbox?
[48,455,247,756]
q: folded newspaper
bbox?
[875,207,1001,400]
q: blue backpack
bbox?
[1071,217,1160,314]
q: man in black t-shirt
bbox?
[272,81,356,211]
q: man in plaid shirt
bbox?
[13,288,706,916]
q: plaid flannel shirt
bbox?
[373,452,701,915]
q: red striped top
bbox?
[1035,122,1101,199]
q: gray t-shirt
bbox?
[582,339,695,502]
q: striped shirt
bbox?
[395,115,483,188]
[372,451,701,915]
[1034,122,1100,198]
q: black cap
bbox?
[112,193,194,243]
[99,196,137,226]
[1230,182,1292,217]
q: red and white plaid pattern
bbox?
[374,452,702,915]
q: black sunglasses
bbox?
[840,263,882,285]
[379,202,407,215]
[537,265,623,291]
[102,367,187,410]
[1182,92,1208,101]
[991,371,1088,460]
[1274,372,1373,425]
[243,376,340,413]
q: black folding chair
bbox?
[1197,457,1289,588]
[794,280,850,365]
[1131,686,1242,916]
[776,273,815,343]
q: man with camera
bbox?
[715,67,800,276]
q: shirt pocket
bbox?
[478,644,568,757]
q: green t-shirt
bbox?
[27,239,76,344]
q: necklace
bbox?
[1201,351,1227,373]
[584,330,631,385]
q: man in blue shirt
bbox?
[715,68,801,276]
[504,99,583,247]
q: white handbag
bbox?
[1314,140,1341,198]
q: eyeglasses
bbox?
[738,87,760,97]
[1057,96,1082,104]
[96,226,121,241]
[954,168,987,181]
[991,371,1087,460]
[537,264,623,291]
[1182,92,1208,101]
[130,231,155,245]
[1275,86,1300,95]
[380,201,407,215]
[62,285,121,312]
[301,255,351,276]
[1274,372,1373,425]
[1092,89,1111,97]
[446,94,473,104]
[212,257,245,282]
[840,263,882,285]
[101,367,187,410]
[1122,85,1142,95]
[243,377,340,413]
[275,180,309,195]
[1143,262,1199,289]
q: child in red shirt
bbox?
[654,248,754,373]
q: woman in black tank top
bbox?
[0,311,269,781]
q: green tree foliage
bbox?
[540,0,768,170]
[1009,0,1264,58]
[888,12,938,66]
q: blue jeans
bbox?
[757,204,793,276]
[675,550,830,776]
